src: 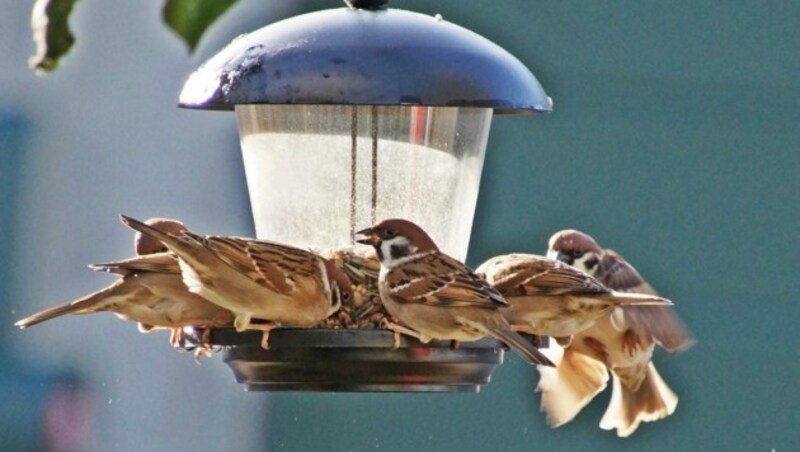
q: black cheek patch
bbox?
[584,256,599,269]
[390,244,409,260]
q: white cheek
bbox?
[380,236,417,268]
[545,250,558,260]
[379,241,395,264]
[572,253,597,275]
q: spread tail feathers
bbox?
[537,346,609,427]
[599,362,678,437]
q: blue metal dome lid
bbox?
[179,5,552,114]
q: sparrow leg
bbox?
[193,345,213,364]
[511,325,546,346]
[169,327,183,348]
[200,327,212,348]
[511,328,545,348]
[247,322,279,350]
[450,340,461,350]
[621,330,641,357]
[380,319,425,349]
[188,329,216,364]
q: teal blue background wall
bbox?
[266,1,800,450]
[2,0,797,450]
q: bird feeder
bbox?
[178,0,551,392]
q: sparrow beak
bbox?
[354,227,378,246]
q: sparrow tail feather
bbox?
[607,291,673,306]
[14,279,132,329]
[599,362,678,437]
[15,302,91,329]
[537,346,609,427]
[486,326,554,367]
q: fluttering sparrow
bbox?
[15,219,235,349]
[120,214,351,349]
[355,218,554,367]
[474,253,672,345]
[548,230,691,351]
[539,229,692,437]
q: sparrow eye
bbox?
[384,229,397,238]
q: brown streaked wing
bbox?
[183,233,264,281]
[244,239,323,295]
[492,257,609,296]
[387,253,506,309]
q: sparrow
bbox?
[539,229,693,437]
[319,245,388,327]
[475,253,672,345]
[548,230,691,352]
[14,219,235,350]
[355,218,554,367]
[119,214,352,349]
[133,218,188,255]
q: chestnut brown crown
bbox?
[548,229,603,264]
[356,219,439,252]
[134,218,187,255]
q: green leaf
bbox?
[29,0,78,73]
[163,0,240,53]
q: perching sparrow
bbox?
[120,214,351,348]
[539,229,692,437]
[355,218,554,367]
[318,245,388,328]
[474,253,672,345]
[133,217,188,255]
[15,219,235,349]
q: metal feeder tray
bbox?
[183,328,514,393]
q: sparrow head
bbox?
[322,259,355,311]
[547,229,603,274]
[134,218,186,255]
[354,218,438,266]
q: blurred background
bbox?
[1,0,798,450]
